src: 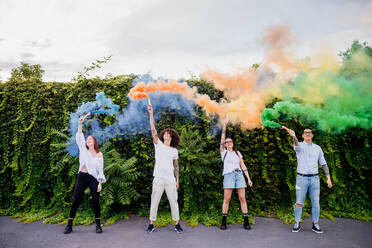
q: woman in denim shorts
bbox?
[220,116,253,230]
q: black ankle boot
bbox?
[63,219,73,234]
[243,214,251,230]
[220,214,227,230]
[95,218,102,233]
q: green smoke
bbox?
[261,108,282,128]
[262,47,372,132]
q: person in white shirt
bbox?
[220,116,253,230]
[285,128,332,234]
[64,113,106,234]
[145,105,183,234]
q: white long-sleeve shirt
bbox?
[76,132,106,183]
[294,142,327,175]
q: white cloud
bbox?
[0,0,371,82]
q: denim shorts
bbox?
[223,171,247,188]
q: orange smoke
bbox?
[128,77,265,129]
[129,79,228,116]
[128,25,301,129]
[201,68,257,100]
[200,69,267,128]
[128,80,194,101]
[129,91,149,100]
[199,25,298,129]
[262,25,296,72]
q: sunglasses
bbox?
[225,140,233,144]
[303,131,312,134]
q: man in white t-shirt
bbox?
[145,104,183,234]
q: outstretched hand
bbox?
[148,104,153,115]
[78,113,91,124]
[286,128,296,138]
[223,115,229,127]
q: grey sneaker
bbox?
[312,223,323,234]
[292,221,301,232]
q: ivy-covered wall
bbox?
[0,74,371,226]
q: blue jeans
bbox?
[294,175,320,222]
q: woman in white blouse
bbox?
[64,113,106,234]
[220,115,253,230]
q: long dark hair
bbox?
[159,128,180,148]
[86,135,100,153]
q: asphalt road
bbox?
[1,216,371,248]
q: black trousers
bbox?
[69,171,101,219]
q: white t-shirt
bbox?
[221,149,242,175]
[153,138,179,182]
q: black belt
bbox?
[297,172,318,177]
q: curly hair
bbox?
[159,128,180,148]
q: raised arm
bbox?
[78,113,91,133]
[220,115,229,153]
[76,113,91,150]
[148,105,158,144]
[285,128,300,147]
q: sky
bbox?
[0,0,371,82]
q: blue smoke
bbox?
[66,76,195,156]
[66,92,121,156]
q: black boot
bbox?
[220,214,227,230]
[63,218,73,234]
[243,213,250,230]
[95,218,103,233]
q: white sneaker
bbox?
[312,223,323,234]
[292,222,301,232]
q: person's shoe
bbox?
[63,219,73,234]
[220,214,227,230]
[243,219,251,230]
[243,214,251,230]
[96,224,103,233]
[146,224,155,234]
[63,224,72,234]
[292,221,301,232]
[174,223,183,234]
[312,223,323,234]
[95,218,103,233]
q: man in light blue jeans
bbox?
[285,128,333,234]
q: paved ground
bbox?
[0,215,371,248]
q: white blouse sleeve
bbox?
[97,158,106,183]
[75,132,86,151]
